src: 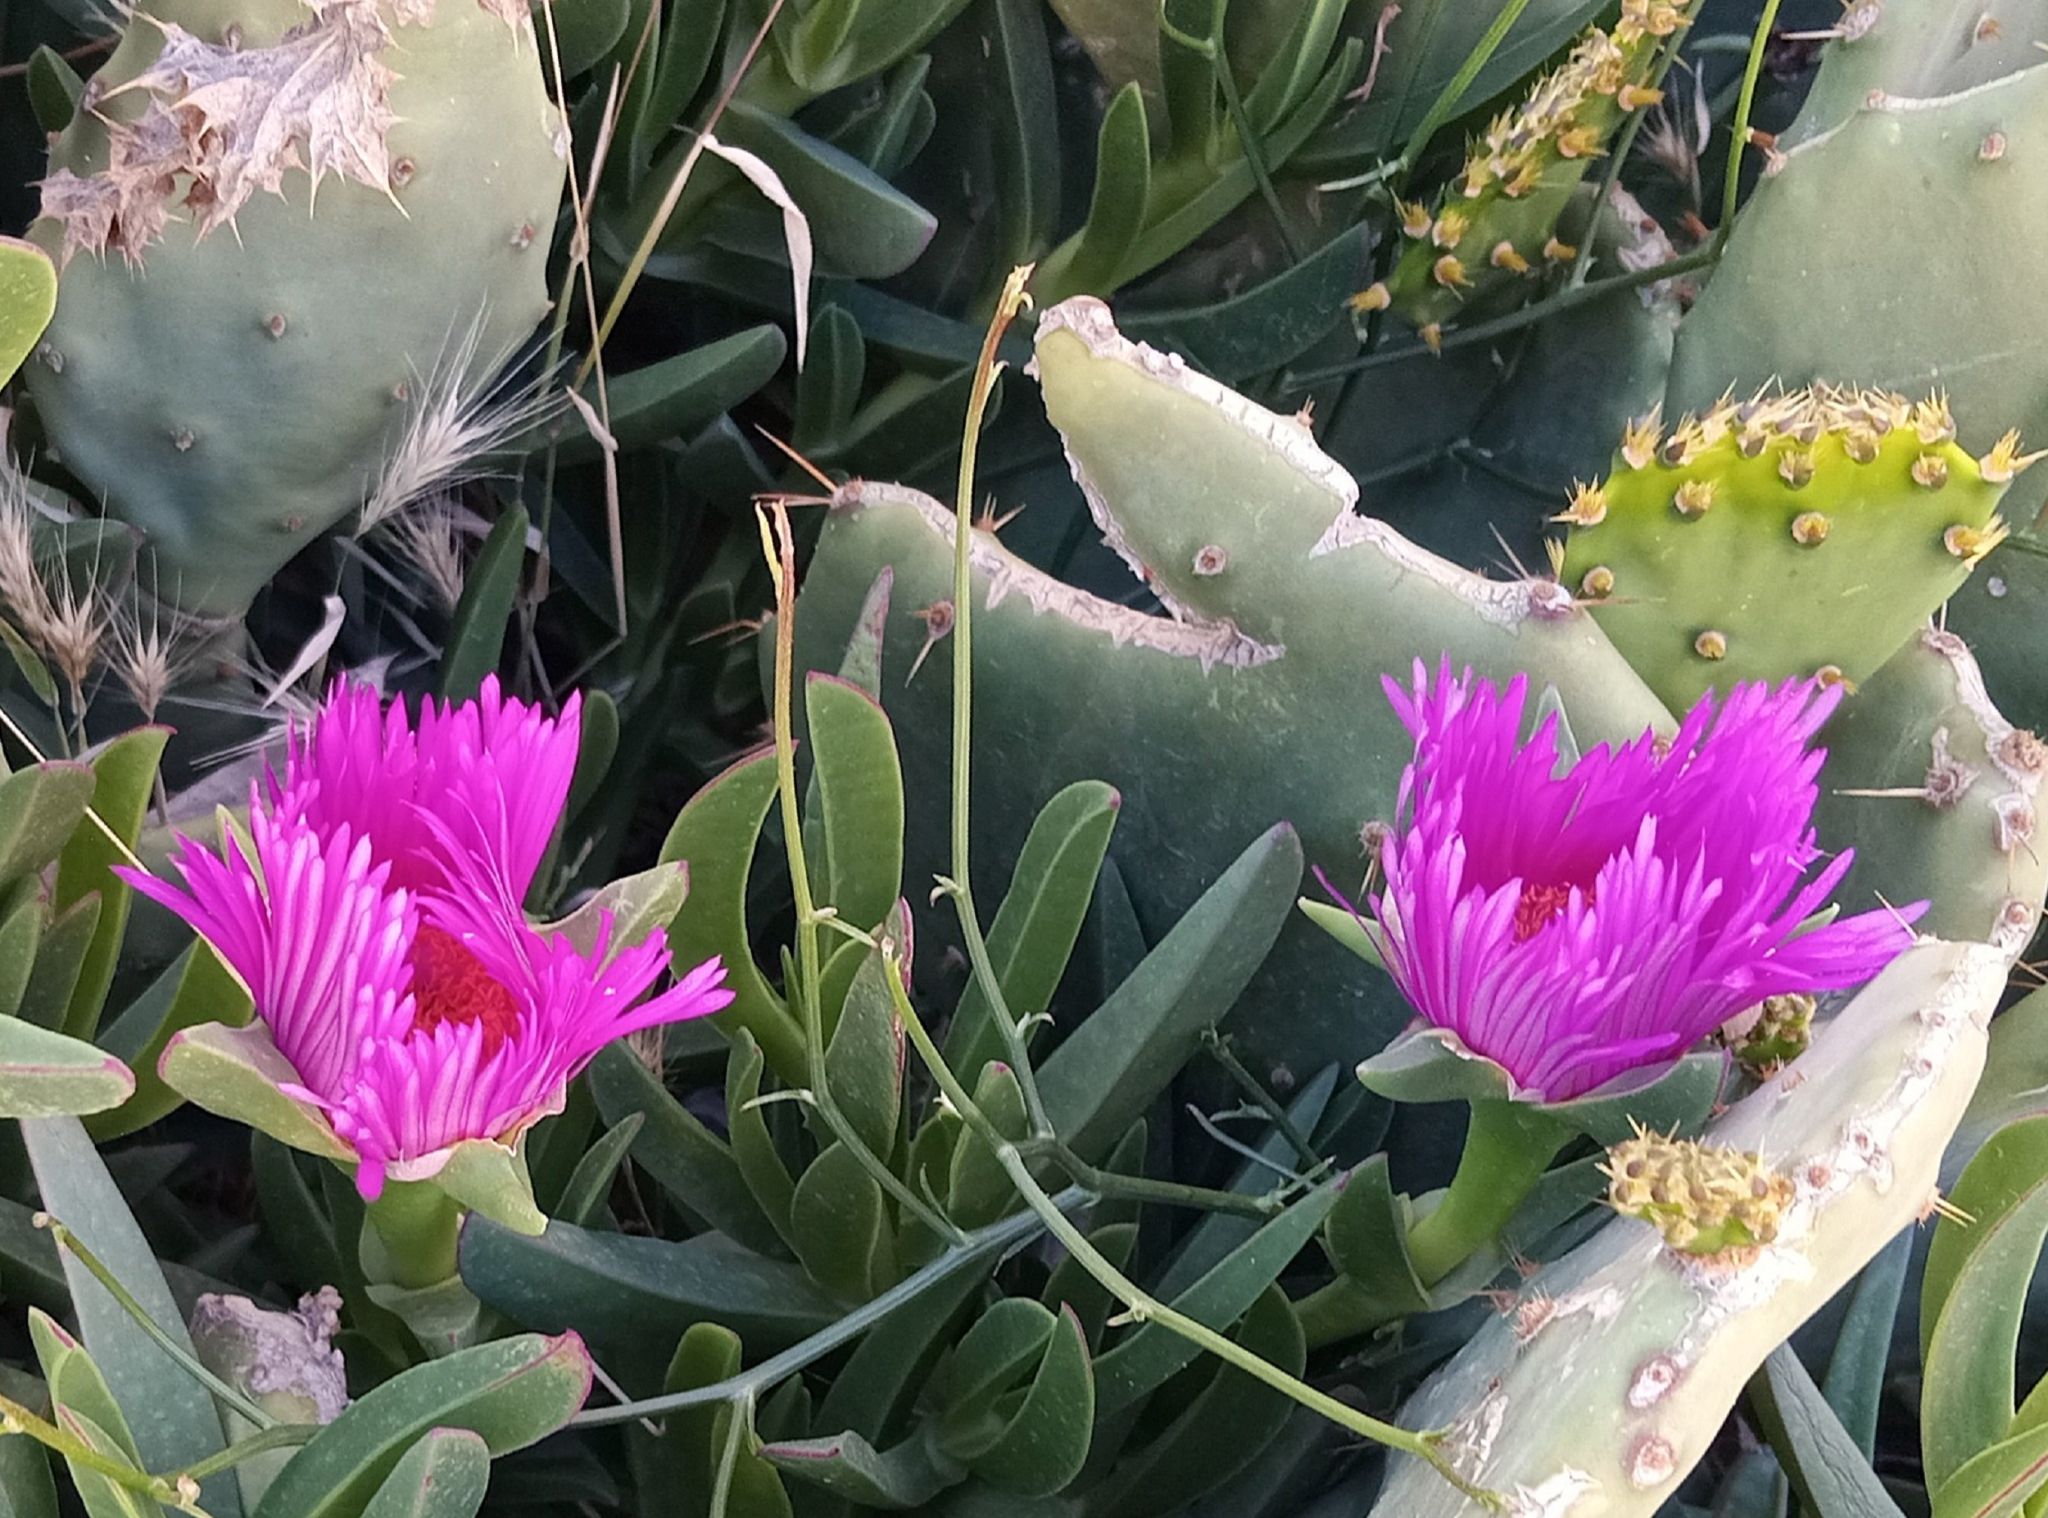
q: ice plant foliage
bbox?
[1369,662,1920,1100]
[126,678,732,1198]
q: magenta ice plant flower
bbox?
[1365,661,1920,1102]
[127,678,732,1200]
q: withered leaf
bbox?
[44,0,403,266]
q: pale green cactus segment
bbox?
[1557,386,2019,711]
[1783,0,2047,147]
[1366,0,1687,341]
[1668,62,2048,529]
[1027,296,1671,739]
[1814,625,2047,952]
[25,0,566,617]
[1369,937,2004,1517]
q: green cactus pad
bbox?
[1668,61,2048,530]
[1371,937,2006,1516]
[1558,387,2020,711]
[792,296,1671,1081]
[1362,0,1686,343]
[26,0,566,617]
[1814,624,2047,952]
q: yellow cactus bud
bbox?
[1347,282,1392,315]
[1504,159,1545,198]
[1555,481,1609,526]
[1432,254,1470,290]
[1432,209,1470,248]
[1673,478,1716,517]
[1621,413,1662,470]
[1556,123,1604,159]
[1419,322,1443,354]
[1618,84,1664,112]
[1791,511,1831,546]
[1543,236,1576,262]
[1397,198,1433,238]
[1945,520,2009,566]
[1912,394,1957,445]
[1579,564,1616,598]
[1980,429,2045,484]
[1694,629,1728,661]
[1490,241,1531,273]
[1603,1125,1794,1256]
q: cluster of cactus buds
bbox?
[1726,992,1815,1075]
[1351,0,1688,348]
[1557,384,2032,708]
[1603,1124,1795,1257]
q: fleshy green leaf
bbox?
[0,1017,133,1118]
[258,1336,590,1518]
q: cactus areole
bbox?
[26,0,566,617]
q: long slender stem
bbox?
[1203,1030,1325,1172]
[1395,0,1536,181]
[1718,0,1783,242]
[1284,246,1719,386]
[758,505,961,1245]
[1017,1139,1285,1219]
[568,1184,1089,1426]
[940,267,1055,1142]
[880,955,1500,1511]
[40,1218,276,1431]
[0,1392,197,1510]
[171,1425,320,1485]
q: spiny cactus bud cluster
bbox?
[1351,0,1688,348]
[1602,1124,1794,1257]
[1726,992,1815,1076]
[1557,385,2032,708]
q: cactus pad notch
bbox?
[1557,384,2025,710]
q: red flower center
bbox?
[410,925,521,1055]
[1514,881,1588,941]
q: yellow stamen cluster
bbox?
[1603,1124,1794,1256]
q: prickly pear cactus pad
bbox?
[1371,939,2007,1518]
[1557,387,2020,710]
[25,0,565,617]
[1667,60,2048,527]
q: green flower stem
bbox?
[39,1217,276,1430]
[171,1424,320,1485]
[1404,1099,1566,1284]
[568,1184,1091,1426]
[1395,0,1537,182]
[1718,0,1784,243]
[1284,245,1721,385]
[1016,1137,1285,1220]
[760,506,964,1246]
[1295,1100,1566,1351]
[881,955,1501,1511]
[1202,1029,1326,1173]
[0,1391,198,1510]
[939,264,1057,1144]
[364,1180,462,1291]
